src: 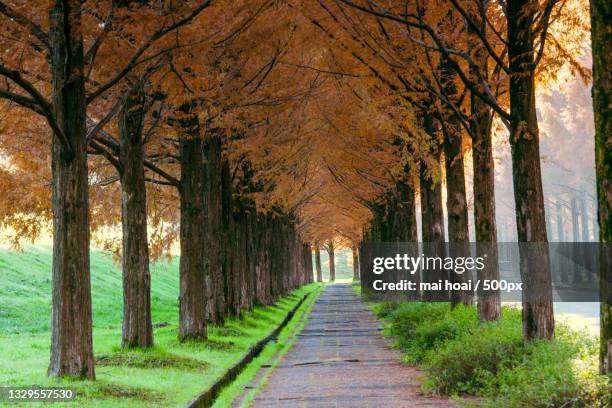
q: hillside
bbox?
[0,247,179,335]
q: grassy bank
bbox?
[373,301,611,407]
[0,247,320,407]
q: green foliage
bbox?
[468,328,611,408]
[423,315,523,394]
[375,302,611,408]
[382,302,476,363]
[371,301,399,319]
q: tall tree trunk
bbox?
[555,199,569,283]
[315,242,323,282]
[420,114,448,301]
[442,110,473,307]
[234,201,249,312]
[556,200,565,241]
[243,199,257,311]
[204,134,225,323]
[507,0,553,340]
[590,0,611,374]
[580,198,590,242]
[255,213,271,305]
[466,0,501,320]
[48,1,95,379]
[545,202,553,240]
[178,110,207,341]
[579,198,594,283]
[119,86,153,348]
[351,247,360,280]
[327,241,335,281]
[303,243,313,284]
[470,89,501,319]
[571,197,581,241]
[221,159,239,316]
[571,197,583,284]
[398,175,418,242]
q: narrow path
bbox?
[249,284,454,407]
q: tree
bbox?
[590,0,611,375]
[334,0,586,340]
[420,114,448,301]
[325,240,336,281]
[0,0,214,377]
[315,242,323,282]
[351,246,360,280]
[118,84,153,348]
[176,104,207,341]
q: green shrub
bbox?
[377,302,610,408]
[383,302,479,364]
[407,305,479,363]
[372,301,400,319]
[477,329,611,408]
[386,302,449,335]
[423,316,523,394]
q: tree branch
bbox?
[89,139,122,173]
[87,0,213,104]
[447,0,509,73]
[0,1,49,49]
[0,65,72,154]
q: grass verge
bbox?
[0,246,320,407]
[372,301,611,408]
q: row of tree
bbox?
[0,0,319,380]
[0,0,609,378]
[284,0,609,374]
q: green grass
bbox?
[0,246,320,407]
[372,301,611,408]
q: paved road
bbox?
[250,284,454,407]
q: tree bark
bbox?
[243,199,257,311]
[470,92,501,319]
[398,175,418,242]
[327,242,336,281]
[48,0,95,379]
[351,247,360,280]
[590,0,612,374]
[204,134,225,323]
[556,200,565,241]
[221,159,239,316]
[420,114,448,301]
[580,198,590,242]
[119,86,153,348]
[571,197,583,284]
[178,109,207,341]
[507,0,554,340]
[442,110,473,307]
[315,242,323,282]
[466,0,501,320]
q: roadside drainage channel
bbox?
[185,289,316,408]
